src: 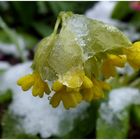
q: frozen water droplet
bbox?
[48,96,51,100]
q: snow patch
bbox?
[0,43,19,56]
[0,61,11,70]
[85,1,117,25]
[0,42,28,58]
[109,88,140,112]
[1,62,89,138]
[99,87,140,123]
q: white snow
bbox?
[85,1,117,25]
[0,61,11,70]
[0,43,19,56]
[109,87,140,112]
[116,63,134,76]
[1,62,89,138]
[0,1,139,137]
[99,87,140,123]
[0,42,28,58]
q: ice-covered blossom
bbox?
[17,12,140,109]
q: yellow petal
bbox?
[81,88,94,102]
[50,92,61,108]
[59,68,85,88]
[102,59,116,78]
[32,72,50,97]
[32,81,44,97]
[99,81,111,90]
[52,80,64,92]
[61,92,78,109]
[73,92,82,103]
[66,87,80,92]
[124,41,140,69]
[107,54,126,67]
[17,74,34,91]
[92,79,104,99]
[82,75,93,88]
[44,82,51,95]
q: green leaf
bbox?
[0,30,11,43]
[96,102,130,139]
[1,110,39,139]
[37,1,48,14]
[32,22,53,37]
[0,17,26,61]
[57,101,100,139]
[2,111,23,138]
[19,32,38,49]
[111,2,134,20]
[0,89,12,104]
[130,13,140,30]
[10,1,37,27]
[131,105,140,126]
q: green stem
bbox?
[122,70,140,86]
[0,17,26,62]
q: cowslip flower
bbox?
[123,41,140,69]
[17,12,140,109]
[17,71,50,98]
[102,54,127,78]
[50,74,109,109]
[81,77,105,101]
[50,80,82,109]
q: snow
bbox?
[1,62,89,138]
[85,1,117,25]
[99,87,140,123]
[116,63,134,76]
[0,1,139,137]
[109,88,140,112]
[0,43,19,56]
[0,61,11,70]
[0,42,28,58]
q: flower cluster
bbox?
[17,71,50,98]
[17,12,140,109]
[18,69,110,109]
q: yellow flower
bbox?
[124,41,140,69]
[58,68,85,88]
[98,81,111,91]
[51,74,110,109]
[80,75,94,101]
[17,74,34,91]
[50,80,82,109]
[102,54,127,78]
[17,72,50,98]
[81,77,106,101]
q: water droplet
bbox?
[48,96,51,100]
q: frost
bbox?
[0,62,89,138]
[99,87,140,124]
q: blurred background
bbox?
[0,1,140,139]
